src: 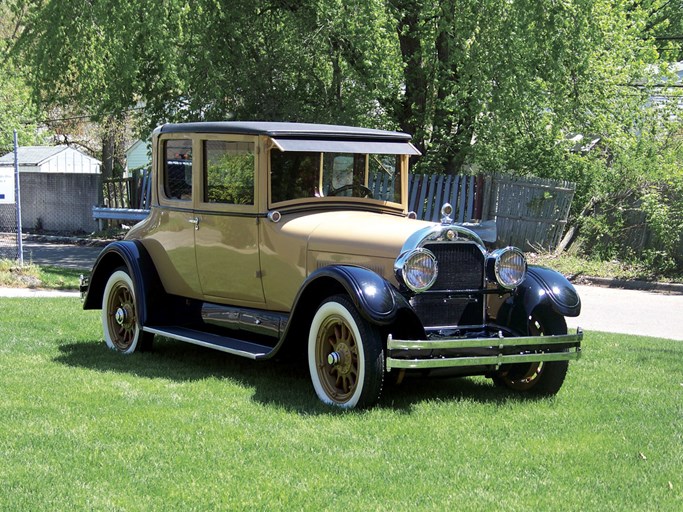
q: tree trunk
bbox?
[101,130,115,180]
[391,1,428,157]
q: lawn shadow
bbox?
[55,338,322,412]
[55,338,546,415]
[377,373,552,412]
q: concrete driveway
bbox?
[20,241,103,270]
[5,240,683,341]
[567,284,683,341]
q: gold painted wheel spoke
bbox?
[107,283,137,351]
[316,314,360,403]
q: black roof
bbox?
[155,121,412,141]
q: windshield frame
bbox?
[267,147,409,211]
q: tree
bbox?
[638,0,683,60]
[385,0,661,176]
[13,0,681,267]
[0,1,44,153]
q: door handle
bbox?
[188,217,200,230]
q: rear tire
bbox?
[308,295,384,409]
[492,310,569,395]
[102,268,153,354]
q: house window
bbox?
[163,139,193,200]
[203,141,255,205]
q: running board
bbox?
[143,326,274,360]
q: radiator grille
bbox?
[410,295,483,328]
[423,242,484,291]
[411,242,485,328]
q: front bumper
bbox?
[386,329,583,371]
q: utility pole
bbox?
[14,130,23,266]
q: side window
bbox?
[204,141,255,205]
[163,139,193,200]
[368,154,401,202]
[271,151,320,203]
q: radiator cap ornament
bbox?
[441,203,453,225]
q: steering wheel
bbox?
[327,184,374,198]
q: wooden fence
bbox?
[408,173,575,251]
[98,169,576,251]
[483,174,576,251]
[101,168,151,210]
[408,174,483,223]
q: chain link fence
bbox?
[1,133,21,262]
[0,203,19,260]
[0,160,20,261]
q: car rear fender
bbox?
[82,240,168,325]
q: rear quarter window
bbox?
[163,139,193,201]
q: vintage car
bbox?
[81,121,582,409]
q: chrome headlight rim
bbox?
[489,247,527,289]
[395,248,439,293]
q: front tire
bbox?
[308,295,384,409]
[102,268,153,354]
[492,310,569,395]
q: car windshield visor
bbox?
[270,138,421,156]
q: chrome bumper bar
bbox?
[386,329,583,371]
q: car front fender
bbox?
[496,265,581,334]
[298,265,411,325]
[266,265,419,361]
[523,265,582,317]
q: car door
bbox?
[143,135,202,298]
[194,135,265,305]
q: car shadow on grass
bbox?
[55,338,552,415]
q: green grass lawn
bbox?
[1,298,681,511]
[0,260,83,290]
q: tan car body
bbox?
[128,130,425,311]
[83,121,582,409]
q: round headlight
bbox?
[489,247,526,289]
[395,249,438,292]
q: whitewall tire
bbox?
[308,295,383,409]
[101,269,153,354]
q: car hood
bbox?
[296,210,433,259]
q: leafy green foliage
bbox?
[9,0,683,269]
[206,153,255,205]
[0,1,46,153]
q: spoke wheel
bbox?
[316,315,359,402]
[102,269,152,354]
[492,309,569,395]
[308,295,383,409]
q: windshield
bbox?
[270,151,402,205]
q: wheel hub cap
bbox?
[327,343,352,375]
[114,305,133,327]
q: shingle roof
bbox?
[0,145,69,166]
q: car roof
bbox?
[155,121,413,141]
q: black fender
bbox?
[497,265,581,335]
[267,265,417,360]
[82,240,168,326]
[294,265,411,325]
